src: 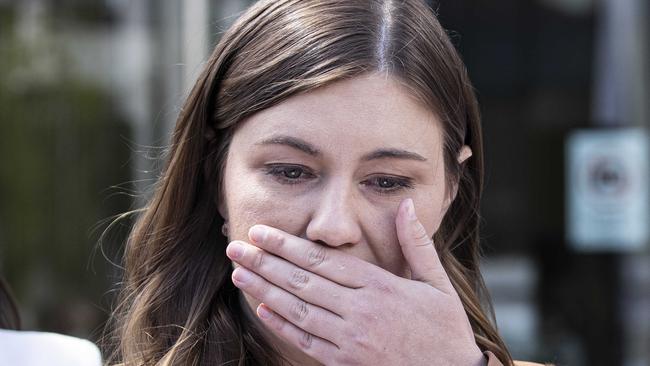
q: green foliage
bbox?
[0,8,132,339]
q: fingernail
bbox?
[249,225,267,244]
[226,242,244,260]
[257,304,273,319]
[232,267,252,284]
[406,198,417,220]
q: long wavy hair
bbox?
[104,0,513,364]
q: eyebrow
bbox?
[360,148,427,162]
[256,135,321,156]
[255,134,428,162]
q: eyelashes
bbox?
[263,164,414,195]
[361,176,414,195]
[264,164,316,185]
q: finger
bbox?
[256,303,339,364]
[231,266,345,344]
[395,198,453,293]
[247,225,379,289]
[226,240,353,315]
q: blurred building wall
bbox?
[0,1,647,365]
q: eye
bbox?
[362,175,414,195]
[264,164,315,185]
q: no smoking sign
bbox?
[566,129,649,251]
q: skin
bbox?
[220,73,482,365]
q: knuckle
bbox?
[288,268,309,290]
[290,300,309,323]
[267,229,285,248]
[253,250,265,269]
[414,224,432,246]
[299,331,313,350]
[365,278,395,296]
[344,325,369,348]
[337,354,363,366]
[271,315,285,331]
[257,280,271,297]
[306,246,326,267]
[338,327,371,361]
[357,305,379,324]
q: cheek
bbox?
[417,185,448,236]
[418,207,444,237]
[368,208,411,277]
[224,171,307,242]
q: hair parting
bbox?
[104,1,513,364]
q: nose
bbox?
[305,178,363,248]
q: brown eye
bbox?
[377,177,398,188]
[362,175,414,195]
[264,164,315,185]
[283,167,303,179]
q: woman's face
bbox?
[221,73,463,278]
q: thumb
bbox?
[396,198,452,293]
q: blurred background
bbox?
[0,0,648,365]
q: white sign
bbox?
[566,128,649,251]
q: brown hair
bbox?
[105,0,513,364]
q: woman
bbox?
[106,0,544,365]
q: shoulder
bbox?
[515,361,551,366]
[0,329,102,365]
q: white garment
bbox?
[0,329,102,366]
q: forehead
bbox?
[232,73,443,159]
